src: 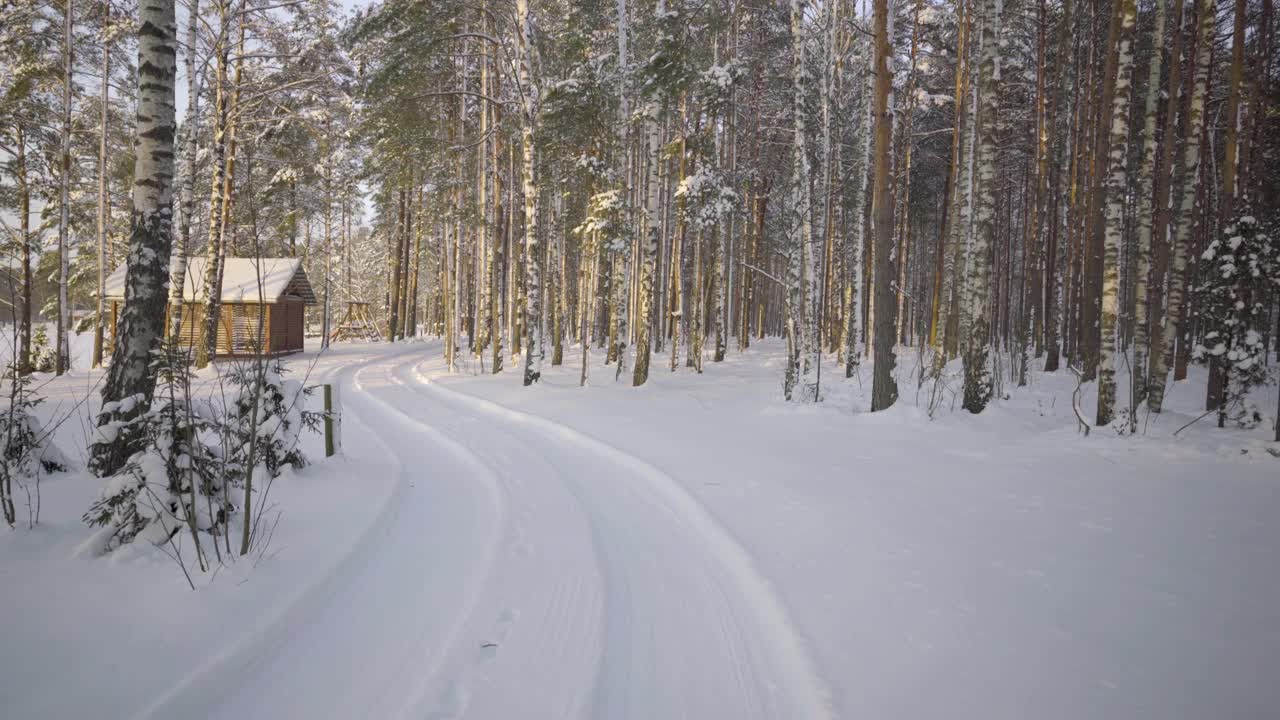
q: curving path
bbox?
[144,346,831,720]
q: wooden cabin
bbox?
[103,257,317,357]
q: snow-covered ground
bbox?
[2,337,1278,719]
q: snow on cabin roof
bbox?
[103,257,316,304]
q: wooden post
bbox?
[324,383,341,457]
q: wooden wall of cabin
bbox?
[108,300,306,357]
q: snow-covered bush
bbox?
[223,359,316,481]
[83,344,230,553]
[1193,213,1279,428]
[30,325,58,374]
[0,366,68,528]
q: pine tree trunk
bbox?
[56,0,73,376]
[16,129,32,375]
[870,0,898,411]
[94,0,112,367]
[1206,0,1247,411]
[389,187,404,341]
[89,0,177,476]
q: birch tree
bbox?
[1127,0,1168,422]
[785,0,819,402]
[1095,0,1137,427]
[961,0,1001,413]
[89,0,178,476]
[516,0,543,386]
[1148,0,1214,414]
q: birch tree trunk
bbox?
[1096,0,1138,427]
[516,0,543,386]
[89,0,177,476]
[844,43,872,378]
[1130,0,1168,417]
[197,6,241,366]
[633,99,662,386]
[962,0,1001,413]
[783,0,815,400]
[168,0,199,342]
[1148,0,1214,413]
[932,0,968,359]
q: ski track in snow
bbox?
[399,354,834,720]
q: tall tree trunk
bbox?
[935,0,969,365]
[197,7,241,367]
[516,0,543,385]
[17,129,32,375]
[168,0,199,342]
[1130,0,1169,418]
[844,60,872,376]
[962,0,1001,413]
[1042,0,1074,373]
[56,0,73,376]
[1148,0,1214,413]
[321,123,333,349]
[870,0,898,411]
[786,0,819,401]
[89,0,178,476]
[389,186,404,341]
[1096,0,1138,427]
[1206,0,1247,411]
[94,0,112,367]
[633,95,662,385]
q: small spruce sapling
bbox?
[1193,214,1279,429]
[224,359,315,480]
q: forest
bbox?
[0,0,1276,432]
[2,0,1280,715]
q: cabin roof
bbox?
[104,257,317,305]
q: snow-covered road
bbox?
[6,339,1279,720]
[146,346,832,720]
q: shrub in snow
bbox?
[83,344,230,553]
[223,359,316,481]
[1192,213,1279,428]
[0,366,68,528]
[29,325,59,374]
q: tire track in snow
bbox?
[409,358,835,720]
[383,358,604,720]
[138,347,507,720]
[133,347,418,720]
